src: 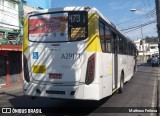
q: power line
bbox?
[119,0,156,36]
[123,23,154,34]
[119,14,156,30]
[121,20,156,31]
[148,0,152,10]
[117,15,146,25]
[117,9,156,26]
[141,0,147,12]
[145,9,156,18]
[122,20,156,32]
[143,8,156,30]
[118,9,156,32]
[126,18,156,30]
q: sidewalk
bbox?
[0,64,159,115]
[0,83,23,93]
[157,67,160,115]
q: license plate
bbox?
[49,73,62,79]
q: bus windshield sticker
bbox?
[29,13,68,42]
[32,65,46,74]
[33,52,39,59]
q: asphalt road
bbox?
[0,63,159,116]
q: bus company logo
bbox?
[33,52,39,59]
[2,108,11,113]
[1,108,42,114]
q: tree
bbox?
[144,36,158,43]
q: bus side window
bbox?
[124,39,127,54]
[111,32,118,54]
[117,35,120,53]
[105,25,112,53]
[99,21,106,52]
[99,21,112,53]
[126,42,129,55]
[119,37,123,54]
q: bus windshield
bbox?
[28,11,88,42]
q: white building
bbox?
[134,39,159,63]
[134,39,149,55]
[149,44,159,56]
[0,0,19,30]
[0,0,20,44]
[23,5,40,17]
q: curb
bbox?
[157,80,159,116]
[0,82,22,89]
[0,83,22,93]
[157,68,160,116]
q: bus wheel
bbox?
[119,72,124,93]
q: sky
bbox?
[25,0,157,40]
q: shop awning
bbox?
[0,45,22,56]
[0,45,22,51]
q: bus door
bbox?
[112,32,118,89]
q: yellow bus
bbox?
[23,7,137,100]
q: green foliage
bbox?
[144,36,158,44]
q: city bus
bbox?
[22,7,137,100]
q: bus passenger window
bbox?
[119,37,123,54]
[105,26,111,53]
[99,22,112,53]
[99,22,106,52]
[111,32,117,53]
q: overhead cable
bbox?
[121,20,156,31]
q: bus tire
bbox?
[119,72,124,93]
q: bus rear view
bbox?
[23,7,100,100]
[23,7,137,101]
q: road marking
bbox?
[151,75,157,116]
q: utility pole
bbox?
[155,0,160,61]
[140,27,145,62]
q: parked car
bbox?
[151,56,159,67]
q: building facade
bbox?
[0,0,43,87]
[149,44,159,57]
[0,0,21,44]
[134,39,159,63]
[0,0,22,87]
[23,5,40,17]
